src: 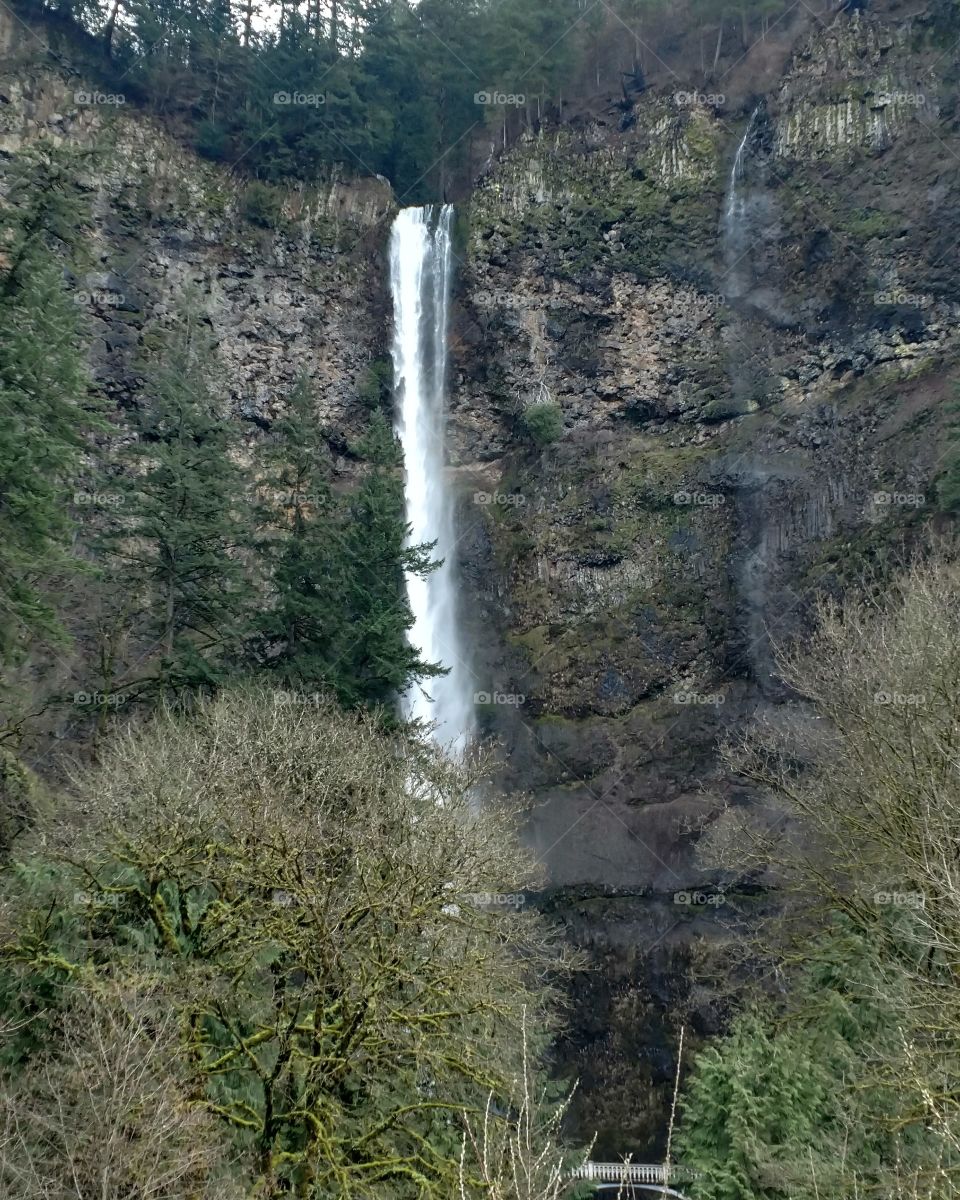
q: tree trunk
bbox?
[188,0,199,64]
[102,0,120,58]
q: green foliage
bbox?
[678,919,950,1200]
[0,145,99,666]
[101,300,253,698]
[522,401,564,446]
[680,559,960,1199]
[21,0,794,201]
[251,374,343,694]
[358,357,393,411]
[335,410,445,707]
[678,1013,833,1200]
[0,690,574,1197]
[240,180,286,229]
[0,749,38,861]
[253,381,442,710]
[60,357,440,726]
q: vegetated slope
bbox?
[448,0,960,1153]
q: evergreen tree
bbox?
[677,1011,837,1200]
[252,373,343,687]
[25,0,800,196]
[333,409,443,708]
[253,385,442,711]
[678,918,960,1196]
[104,301,252,698]
[0,146,97,669]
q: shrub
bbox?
[358,358,393,410]
[241,181,286,229]
[522,402,564,447]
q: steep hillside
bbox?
[2,0,959,1162]
[0,10,397,746]
[448,0,960,1151]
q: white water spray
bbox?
[722,106,761,299]
[390,205,476,754]
[725,112,755,221]
[719,105,780,691]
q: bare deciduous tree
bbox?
[0,983,237,1199]
[3,688,581,1199]
[459,1008,589,1200]
[701,551,960,1190]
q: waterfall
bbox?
[390,205,476,754]
[719,105,781,694]
[722,105,761,301]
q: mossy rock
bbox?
[837,207,897,240]
[470,126,722,283]
[701,395,754,422]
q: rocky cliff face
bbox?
[0,14,395,458]
[0,11,398,728]
[4,0,959,1161]
[445,0,960,1151]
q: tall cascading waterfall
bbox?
[720,105,780,694]
[721,105,761,302]
[720,104,766,413]
[390,205,476,753]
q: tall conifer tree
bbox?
[0,146,97,669]
[105,301,252,698]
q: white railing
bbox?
[573,1161,696,1184]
